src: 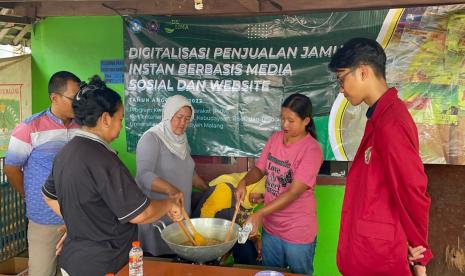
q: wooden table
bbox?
[116,260,303,276]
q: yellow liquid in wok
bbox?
[181,238,222,246]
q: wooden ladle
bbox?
[177,220,197,246]
[181,208,207,246]
[225,200,240,242]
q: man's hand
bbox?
[413,265,427,276]
[55,225,67,256]
[408,245,426,264]
[409,245,427,276]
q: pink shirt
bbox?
[255,131,323,243]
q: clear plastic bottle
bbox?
[129,241,143,276]
[238,222,253,244]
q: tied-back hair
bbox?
[72,75,122,127]
[282,93,317,139]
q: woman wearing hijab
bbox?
[136,94,208,257]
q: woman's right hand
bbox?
[236,180,246,204]
[244,211,263,237]
[167,199,183,222]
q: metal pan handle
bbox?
[153,220,167,234]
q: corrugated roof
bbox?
[0,8,31,47]
[1,0,464,47]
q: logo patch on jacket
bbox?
[365,146,372,164]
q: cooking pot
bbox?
[154,218,240,263]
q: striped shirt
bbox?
[5,108,79,225]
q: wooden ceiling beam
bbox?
[8,0,465,17]
[0,7,11,14]
[0,0,135,2]
[12,23,30,45]
[0,3,15,9]
[0,22,14,41]
[0,14,33,23]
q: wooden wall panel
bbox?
[425,164,465,275]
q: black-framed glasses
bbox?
[336,68,357,88]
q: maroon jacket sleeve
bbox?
[379,121,433,266]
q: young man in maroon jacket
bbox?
[328,37,432,276]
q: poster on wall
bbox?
[123,11,388,157]
[329,5,465,164]
[0,55,31,157]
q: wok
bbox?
[154,218,240,263]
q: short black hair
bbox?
[48,71,81,95]
[328,37,386,79]
[72,75,122,127]
[281,93,317,139]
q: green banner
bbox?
[123,11,388,157]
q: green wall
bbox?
[314,185,344,276]
[31,16,137,174]
[31,16,344,276]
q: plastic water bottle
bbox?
[129,241,143,276]
[238,222,253,244]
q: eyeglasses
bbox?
[336,68,357,88]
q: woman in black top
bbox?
[42,76,182,275]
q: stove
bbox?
[172,255,223,266]
[171,254,232,266]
